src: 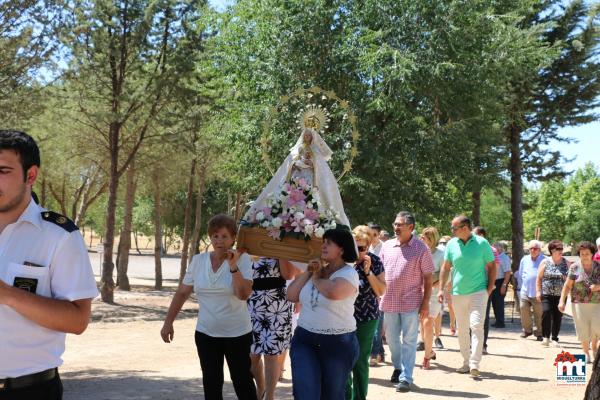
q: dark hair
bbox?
[576,241,597,256]
[367,222,381,232]
[473,226,487,237]
[548,240,563,252]
[454,214,472,230]
[323,227,358,263]
[207,214,237,237]
[395,211,416,227]
[0,130,41,180]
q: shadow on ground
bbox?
[62,368,294,400]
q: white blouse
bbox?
[297,265,359,334]
[183,252,253,337]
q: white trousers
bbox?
[452,289,488,370]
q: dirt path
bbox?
[60,254,591,399]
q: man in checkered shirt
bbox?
[379,211,434,393]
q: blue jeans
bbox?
[370,313,385,357]
[384,311,419,384]
[291,327,359,400]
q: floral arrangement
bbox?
[244,177,338,240]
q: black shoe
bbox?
[482,346,488,355]
[434,337,444,349]
[416,341,425,351]
[390,369,401,383]
[396,380,411,393]
[536,336,544,341]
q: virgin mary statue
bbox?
[244,127,350,228]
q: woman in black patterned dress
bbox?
[248,257,299,400]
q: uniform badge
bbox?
[13,277,38,293]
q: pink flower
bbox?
[267,227,281,240]
[287,188,306,207]
[303,208,320,221]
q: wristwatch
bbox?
[230,267,239,273]
[366,270,373,277]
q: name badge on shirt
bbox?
[13,277,38,293]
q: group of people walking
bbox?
[161,210,600,400]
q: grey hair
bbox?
[528,240,543,249]
[396,211,416,227]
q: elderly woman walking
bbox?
[161,214,257,400]
[559,241,600,363]
[536,240,570,347]
[287,227,360,400]
[345,226,386,399]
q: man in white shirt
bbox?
[0,130,98,399]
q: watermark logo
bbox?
[554,351,586,386]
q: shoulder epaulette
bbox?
[41,211,79,232]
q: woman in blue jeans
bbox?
[287,228,360,400]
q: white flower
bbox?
[315,227,325,238]
[261,221,270,228]
[306,202,313,209]
[304,224,314,236]
[294,211,304,220]
[256,211,265,221]
[330,221,337,229]
[271,217,282,228]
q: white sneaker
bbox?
[551,340,560,347]
[542,338,550,347]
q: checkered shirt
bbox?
[379,235,435,313]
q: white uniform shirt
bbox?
[297,265,359,334]
[183,252,253,337]
[0,200,98,378]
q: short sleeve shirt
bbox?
[497,252,512,280]
[0,201,99,378]
[183,252,254,337]
[379,236,435,313]
[298,265,359,334]
[444,235,495,296]
[353,252,384,322]
[567,261,600,304]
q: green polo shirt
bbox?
[444,234,495,295]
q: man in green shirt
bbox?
[437,215,496,378]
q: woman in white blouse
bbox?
[161,214,257,400]
[287,227,360,400]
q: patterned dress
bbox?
[248,258,293,355]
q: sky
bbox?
[208,0,597,174]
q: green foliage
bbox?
[480,186,513,242]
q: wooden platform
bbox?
[236,226,322,263]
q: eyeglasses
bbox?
[393,222,409,228]
[450,225,465,231]
[357,246,367,252]
[530,247,541,251]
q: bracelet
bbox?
[366,270,373,276]
[230,267,239,273]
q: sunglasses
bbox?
[357,246,367,252]
[450,225,465,231]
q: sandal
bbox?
[422,351,436,370]
[450,327,456,336]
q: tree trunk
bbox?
[509,124,524,272]
[40,176,46,206]
[134,230,141,254]
[234,192,243,221]
[472,177,481,227]
[100,122,120,303]
[179,159,196,282]
[190,164,207,256]
[153,169,163,290]
[116,159,136,291]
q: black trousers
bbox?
[484,279,506,347]
[195,331,257,400]
[541,295,563,341]
[0,374,62,400]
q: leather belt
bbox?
[253,277,286,291]
[0,368,57,390]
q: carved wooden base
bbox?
[236,226,322,263]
